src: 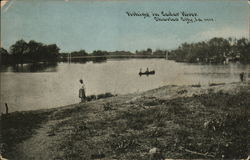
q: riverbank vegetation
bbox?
[0,110,50,158]
[0,40,60,65]
[168,37,250,64]
[1,37,249,65]
[0,40,165,65]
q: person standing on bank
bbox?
[240,72,245,82]
[79,79,86,102]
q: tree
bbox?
[168,37,233,63]
[47,44,60,54]
[136,49,152,56]
[46,44,60,61]
[0,47,10,64]
[71,49,88,57]
[27,40,44,62]
[0,47,8,56]
[92,50,108,56]
[236,38,250,62]
[147,48,152,54]
[10,40,28,63]
[8,40,60,64]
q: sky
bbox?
[1,0,249,53]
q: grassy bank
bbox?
[1,82,249,159]
[0,110,52,158]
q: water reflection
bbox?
[1,62,58,72]
[60,57,107,64]
[92,57,107,63]
[1,59,250,112]
[1,57,109,72]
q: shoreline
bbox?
[0,81,241,114]
[1,82,249,159]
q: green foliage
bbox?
[0,47,10,64]
[236,38,250,62]
[92,50,109,56]
[169,37,250,63]
[71,50,88,57]
[3,37,250,64]
[5,40,60,64]
[1,111,49,157]
[0,47,9,56]
[136,48,153,55]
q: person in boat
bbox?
[146,68,149,73]
[139,68,142,73]
[139,68,143,76]
[79,79,86,102]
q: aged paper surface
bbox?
[0,0,249,159]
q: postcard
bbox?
[0,0,249,159]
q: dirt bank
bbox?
[1,82,249,159]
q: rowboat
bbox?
[139,70,155,76]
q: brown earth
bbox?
[1,82,250,160]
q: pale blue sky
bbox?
[1,0,249,52]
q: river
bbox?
[1,59,249,112]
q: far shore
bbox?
[1,82,249,159]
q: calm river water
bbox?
[1,59,249,112]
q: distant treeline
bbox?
[1,37,249,65]
[0,40,166,65]
[0,40,60,65]
[168,37,250,63]
[60,48,166,60]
